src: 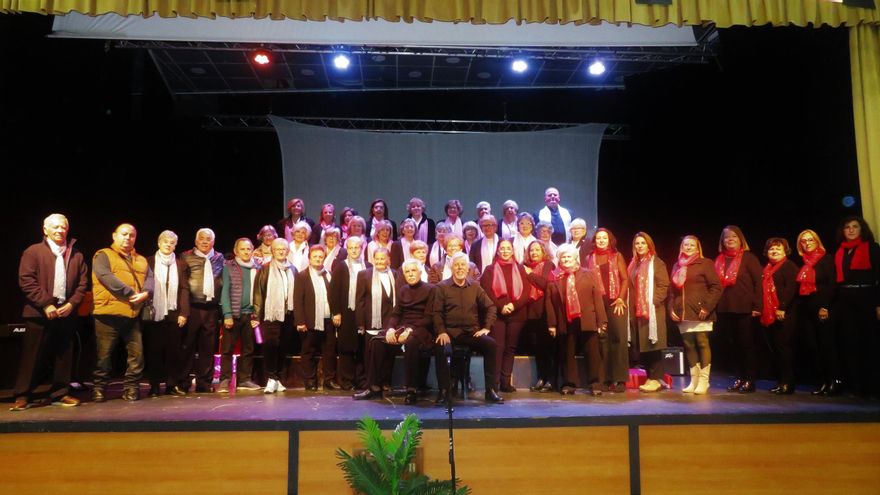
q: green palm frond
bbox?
[357,416,393,477]
[336,448,389,495]
[392,414,423,472]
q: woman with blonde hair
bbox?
[669,235,722,395]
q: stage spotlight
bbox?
[252,50,272,66]
[588,60,606,76]
[333,54,351,70]
[512,59,528,73]
[842,195,856,208]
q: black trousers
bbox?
[600,307,629,384]
[834,287,880,394]
[13,316,76,401]
[766,305,798,385]
[300,319,337,385]
[220,315,255,382]
[718,312,756,380]
[561,323,602,389]
[491,317,526,388]
[434,331,497,390]
[261,314,293,381]
[179,304,219,391]
[527,318,558,385]
[800,296,840,384]
[365,337,401,390]
[642,349,664,381]
[336,309,365,389]
[93,315,143,391]
[143,312,183,388]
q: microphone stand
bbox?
[446,352,456,494]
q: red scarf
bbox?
[835,239,872,282]
[672,252,699,289]
[715,248,744,288]
[556,266,582,322]
[760,259,786,327]
[587,248,621,299]
[526,261,547,300]
[797,248,825,296]
[628,255,652,319]
[491,258,523,301]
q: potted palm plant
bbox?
[337,414,470,495]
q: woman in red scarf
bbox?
[627,232,670,393]
[714,225,763,394]
[669,235,722,395]
[523,240,558,392]
[586,228,630,393]
[832,216,880,397]
[480,239,533,393]
[546,243,608,395]
[759,238,800,395]
[795,229,840,396]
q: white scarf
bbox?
[288,241,309,272]
[513,234,536,264]
[323,245,340,272]
[346,258,365,310]
[501,220,518,240]
[413,216,428,243]
[265,260,294,322]
[445,217,463,236]
[626,257,658,345]
[480,235,498,271]
[429,242,446,266]
[309,267,331,331]
[371,268,395,330]
[48,240,67,303]
[442,257,454,280]
[194,249,216,301]
[153,251,178,320]
[256,244,273,265]
[419,262,429,282]
[236,257,257,307]
[400,238,413,263]
[538,206,573,242]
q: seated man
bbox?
[432,252,503,404]
[354,259,435,404]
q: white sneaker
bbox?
[263,379,277,394]
[275,380,287,393]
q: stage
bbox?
[2,373,879,495]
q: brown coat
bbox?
[546,268,608,334]
[668,257,722,321]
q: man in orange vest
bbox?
[91,223,152,402]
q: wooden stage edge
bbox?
[1,413,879,495]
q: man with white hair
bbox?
[534,187,573,245]
[474,201,492,223]
[432,252,503,404]
[178,228,225,393]
[12,214,88,410]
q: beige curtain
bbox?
[850,23,880,233]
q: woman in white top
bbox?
[500,200,519,240]
[254,225,278,267]
[512,212,538,264]
[366,220,394,265]
[442,199,464,237]
[287,220,311,272]
[463,221,480,256]
[536,221,558,262]
[391,218,417,269]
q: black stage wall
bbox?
[0,18,859,332]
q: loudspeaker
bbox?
[0,323,26,390]
[662,346,686,376]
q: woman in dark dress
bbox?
[714,225,763,394]
[481,239,533,392]
[831,216,880,397]
[627,232,669,393]
[524,240,557,392]
[585,228,630,393]
[758,238,800,394]
[669,235,722,395]
[795,229,840,396]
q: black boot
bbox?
[484,388,504,403]
[434,389,450,406]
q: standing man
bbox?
[294,245,338,391]
[218,238,261,393]
[91,223,152,402]
[179,228,224,393]
[535,187,573,245]
[12,213,88,410]
[433,252,503,404]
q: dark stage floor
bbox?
[3,374,879,431]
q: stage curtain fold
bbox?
[2,0,879,27]
[850,23,880,233]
